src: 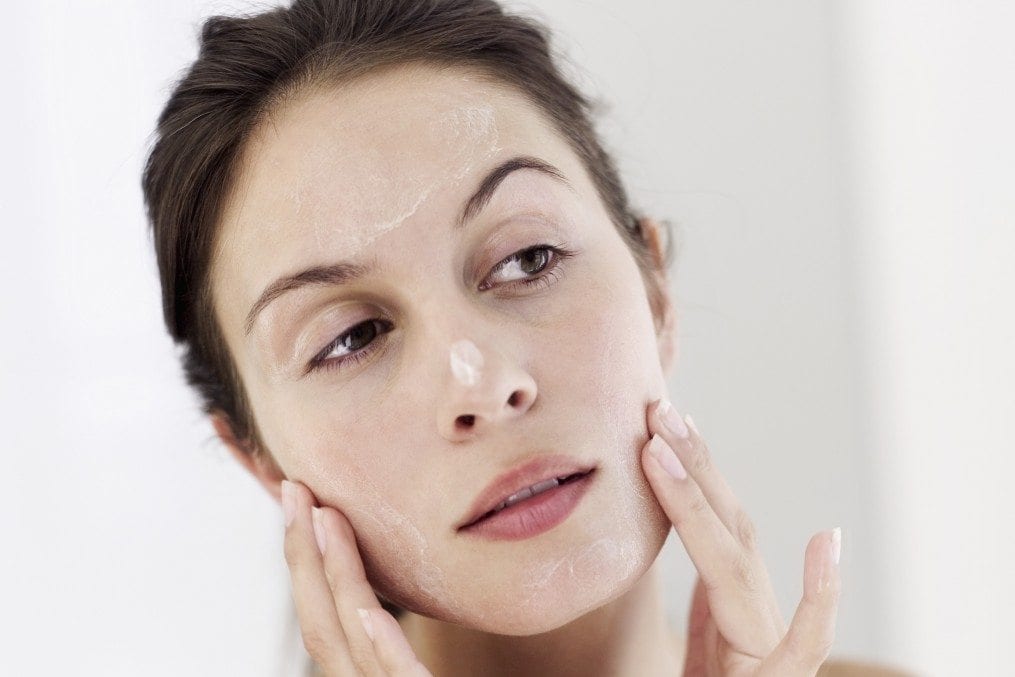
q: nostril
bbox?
[508,391,521,407]
[457,414,475,428]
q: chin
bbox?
[476,517,670,636]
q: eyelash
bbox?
[305,243,576,375]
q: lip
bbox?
[456,454,596,531]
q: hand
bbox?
[281,479,432,676]
[641,399,842,677]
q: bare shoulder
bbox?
[818,657,920,677]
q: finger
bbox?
[648,401,786,624]
[282,480,358,676]
[361,607,434,676]
[641,429,782,657]
[649,401,755,550]
[682,575,711,676]
[313,505,390,676]
[758,529,842,677]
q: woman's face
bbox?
[211,63,675,635]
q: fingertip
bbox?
[765,538,842,676]
[282,480,297,527]
[830,526,842,566]
[804,529,842,600]
[639,434,660,472]
[367,607,430,673]
[311,506,327,555]
[645,433,688,481]
[325,505,358,545]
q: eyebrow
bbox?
[243,155,572,336]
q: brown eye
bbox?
[482,244,574,291]
[341,321,380,352]
[308,319,393,374]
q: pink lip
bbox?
[458,471,595,540]
[456,455,596,532]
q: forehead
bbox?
[211,63,574,309]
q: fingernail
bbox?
[282,480,296,527]
[311,507,327,555]
[657,398,689,439]
[818,527,842,594]
[357,608,375,641]
[648,433,687,480]
[830,527,842,565]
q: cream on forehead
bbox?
[274,89,504,260]
[449,339,484,387]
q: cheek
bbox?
[554,263,663,420]
[291,448,465,617]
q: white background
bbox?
[2,1,1011,675]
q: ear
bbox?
[637,216,679,376]
[210,410,287,506]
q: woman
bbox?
[141,1,905,674]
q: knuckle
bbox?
[687,493,710,519]
[732,508,759,551]
[687,440,712,474]
[700,571,723,595]
[787,628,834,667]
[283,533,309,567]
[731,550,759,594]
[300,627,332,661]
[348,645,381,675]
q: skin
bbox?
[209,63,845,675]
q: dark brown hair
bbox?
[142,0,673,623]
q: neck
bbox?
[397,556,684,677]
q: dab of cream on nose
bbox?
[449,339,484,386]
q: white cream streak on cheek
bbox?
[449,339,484,386]
[301,454,463,611]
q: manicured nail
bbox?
[311,507,327,555]
[357,608,375,641]
[818,527,842,593]
[648,433,687,480]
[282,480,296,527]
[657,398,689,439]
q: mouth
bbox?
[456,456,597,532]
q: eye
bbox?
[306,319,393,375]
[479,243,576,292]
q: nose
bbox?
[436,336,538,441]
